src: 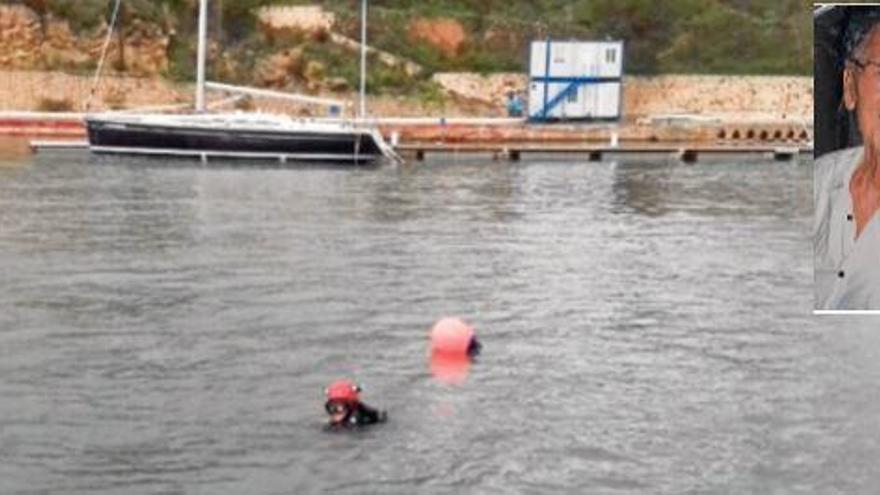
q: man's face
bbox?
[846,27,880,151]
[326,400,351,425]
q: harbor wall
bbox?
[0,70,190,113]
[0,69,814,149]
[0,69,812,124]
[431,73,812,122]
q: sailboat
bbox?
[85,0,396,165]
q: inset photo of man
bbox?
[815,4,880,310]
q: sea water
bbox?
[0,153,877,493]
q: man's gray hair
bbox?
[844,7,880,63]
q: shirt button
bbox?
[838,270,845,278]
[847,214,854,221]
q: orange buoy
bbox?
[430,317,477,356]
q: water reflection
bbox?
[610,158,811,219]
[610,161,674,217]
[429,352,472,385]
[365,158,522,225]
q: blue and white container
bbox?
[528,40,624,121]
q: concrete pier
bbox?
[396,143,809,162]
[8,112,813,163]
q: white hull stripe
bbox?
[90,145,379,162]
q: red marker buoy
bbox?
[430,317,477,356]
[429,317,481,385]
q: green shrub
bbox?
[166,37,196,82]
[46,0,109,33]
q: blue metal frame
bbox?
[529,39,623,122]
[530,77,619,121]
[541,38,552,120]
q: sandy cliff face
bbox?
[0,5,169,75]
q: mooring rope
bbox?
[84,0,123,112]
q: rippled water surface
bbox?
[1,153,879,494]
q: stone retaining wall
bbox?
[0,70,189,112]
[432,73,813,122]
[0,68,813,126]
[0,69,479,116]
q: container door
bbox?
[596,82,621,118]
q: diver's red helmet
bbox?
[325,379,361,404]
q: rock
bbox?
[309,27,329,43]
[257,5,335,34]
[327,31,423,77]
[282,48,304,74]
[483,27,523,54]
[256,63,287,87]
[0,4,171,75]
[304,60,325,84]
[103,86,127,110]
[40,44,90,69]
[306,81,321,93]
[326,76,349,92]
[257,6,336,46]
[408,18,467,57]
[256,48,305,87]
[432,72,526,106]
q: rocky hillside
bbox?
[0,0,811,98]
[0,4,168,74]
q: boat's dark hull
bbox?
[85,118,383,163]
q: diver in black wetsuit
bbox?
[324,379,387,427]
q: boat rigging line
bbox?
[85,0,123,112]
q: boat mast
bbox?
[195,0,208,112]
[358,0,367,119]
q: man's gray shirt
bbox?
[814,145,880,309]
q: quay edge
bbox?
[0,112,813,153]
